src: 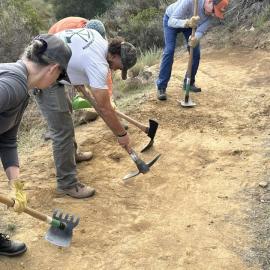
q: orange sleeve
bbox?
[48,17,88,34]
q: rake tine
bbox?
[73,217,80,227]
[64,213,69,222]
[58,211,63,220]
[70,215,74,223]
[53,209,58,219]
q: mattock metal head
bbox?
[141,119,159,153]
[45,209,80,248]
[123,149,161,181]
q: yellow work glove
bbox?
[185,16,200,28]
[188,36,199,48]
[10,181,27,213]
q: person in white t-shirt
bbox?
[34,27,137,199]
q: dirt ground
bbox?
[1,47,270,270]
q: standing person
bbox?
[34,26,137,199]
[156,0,229,100]
[0,34,72,256]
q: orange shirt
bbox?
[48,17,88,34]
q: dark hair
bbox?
[22,39,57,66]
[108,37,124,56]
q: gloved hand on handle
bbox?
[188,36,199,48]
[185,16,200,28]
[9,180,27,213]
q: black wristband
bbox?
[117,132,127,137]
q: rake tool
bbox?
[77,87,161,180]
[0,194,79,247]
[180,0,198,108]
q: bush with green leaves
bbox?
[99,0,175,51]
[0,0,42,62]
[49,0,115,20]
[120,8,164,51]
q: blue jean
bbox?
[156,14,201,90]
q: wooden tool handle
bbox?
[115,110,147,133]
[0,194,48,223]
[187,0,199,78]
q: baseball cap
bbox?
[34,34,72,80]
[213,0,229,19]
[120,42,137,80]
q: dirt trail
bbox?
[1,48,270,270]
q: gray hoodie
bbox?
[0,60,29,170]
[166,0,212,39]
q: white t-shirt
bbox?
[56,28,109,89]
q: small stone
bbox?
[73,109,98,126]
[108,152,123,162]
[259,181,268,188]
[260,193,270,202]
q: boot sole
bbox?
[56,188,96,199]
[157,96,167,101]
[0,246,27,257]
[75,155,93,163]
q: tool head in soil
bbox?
[141,119,159,152]
[45,209,80,248]
[123,150,161,181]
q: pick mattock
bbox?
[123,149,161,181]
[180,0,198,108]
[74,86,159,152]
[115,111,158,152]
[0,194,79,248]
[77,86,161,180]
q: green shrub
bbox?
[0,0,42,62]
[100,1,169,51]
[254,6,270,28]
[113,47,161,94]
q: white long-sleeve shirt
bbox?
[166,0,212,39]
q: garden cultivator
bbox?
[0,194,80,247]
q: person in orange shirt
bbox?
[48,17,88,34]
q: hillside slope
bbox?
[0,47,270,269]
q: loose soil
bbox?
[1,47,270,270]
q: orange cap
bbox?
[214,0,229,19]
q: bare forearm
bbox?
[98,105,126,136]
[78,85,126,136]
[5,166,19,180]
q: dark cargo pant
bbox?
[34,83,78,189]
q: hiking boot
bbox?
[157,88,167,100]
[75,151,93,163]
[183,82,202,93]
[56,182,95,199]
[43,130,52,141]
[0,234,27,257]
